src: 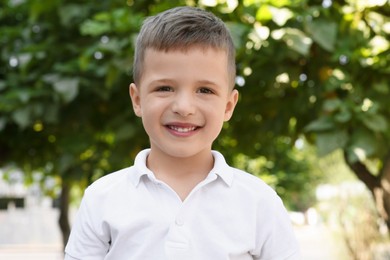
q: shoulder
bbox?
[81,149,150,203]
[230,166,278,198]
[84,166,135,198]
[212,150,278,201]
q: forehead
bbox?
[140,47,229,86]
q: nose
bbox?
[171,92,196,117]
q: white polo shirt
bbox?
[65,149,300,260]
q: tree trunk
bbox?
[379,154,390,230]
[59,180,71,250]
[344,152,390,232]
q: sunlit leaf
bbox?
[256,5,272,22]
[80,20,111,36]
[354,0,388,10]
[269,0,291,7]
[53,78,79,103]
[346,129,378,163]
[272,28,312,56]
[316,130,348,157]
[323,98,342,113]
[270,7,294,26]
[368,36,390,56]
[304,116,335,132]
[361,113,388,132]
[366,11,390,34]
[305,19,337,52]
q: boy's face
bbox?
[129,47,238,159]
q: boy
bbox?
[65,6,300,260]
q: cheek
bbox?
[207,110,226,131]
[139,100,166,129]
[141,98,162,116]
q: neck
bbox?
[146,149,214,201]
[147,149,214,180]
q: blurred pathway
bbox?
[0,196,349,260]
[295,225,349,260]
[0,197,63,260]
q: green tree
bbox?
[222,0,390,228]
[0,0,151,245]
[1,0,389,246]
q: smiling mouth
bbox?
[167,125,198,133]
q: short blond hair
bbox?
[133,6,236,89]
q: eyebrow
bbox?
[148,78,219,87]
[148,78,176,86]
[196,79,219,87]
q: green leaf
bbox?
[256,5,272,22]
[273,28,313,56]
[362,113,388,132]
[80,20,111,36]
[304,116,335,132]
[305,19,337,52]
[323,98,342,113]
[99,38,122,54]
[29,0,60,22]
[12,107,31,129]
[268,0,291,7]
[356,0,388,9]
[226,22,248,49]
[346,130,378,163]
[94,12,111,22]
[316,130,348,157]
[59,4,88,27]
[53,78,79,103]
[58,153,76,175]
[366,11,390,34]
[368,36,389,56]
[270,7,294,26]
[334,107,352,123]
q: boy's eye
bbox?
[156,86,173,92]
[198,87,214,94]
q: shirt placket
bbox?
[151,182,192,260]
[164,174,219,260]
[165,213,192,260]
[149,173,219,260]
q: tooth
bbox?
[170,126,195,132]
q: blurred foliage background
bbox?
[0,0,389,253]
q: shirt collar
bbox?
[129,149,234,187]
[129,149,153,187]
[210,150,234,187]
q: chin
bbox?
[168,150,200,159]
[164,146,210,159]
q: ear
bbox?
[224,89,239,122]
[129,83,142,117]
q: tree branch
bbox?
[343,151,380,194]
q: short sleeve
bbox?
[252,193,301,260]
[64,188,111,260]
